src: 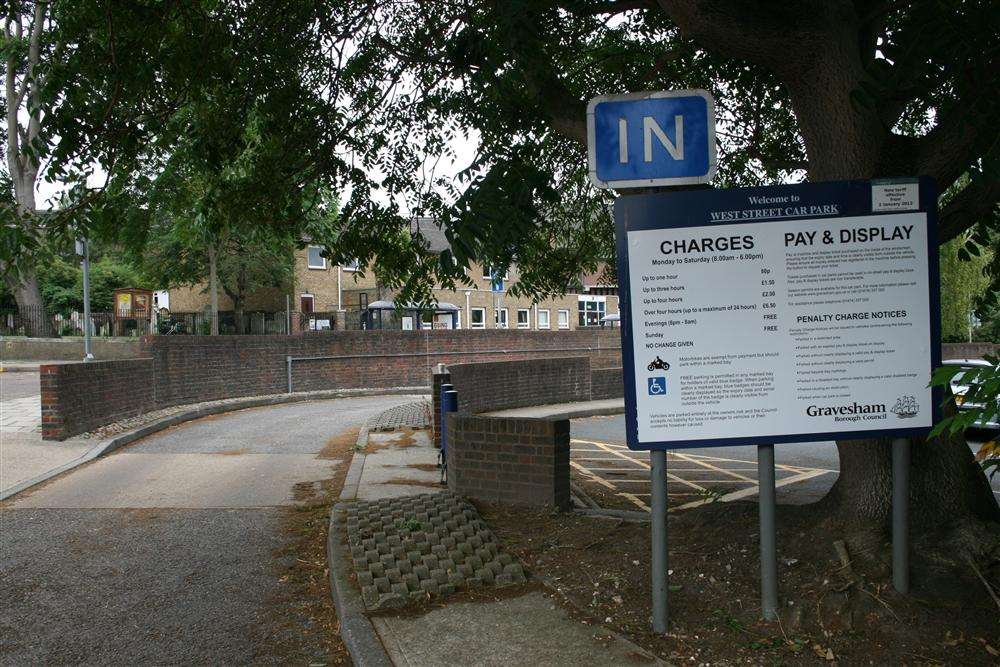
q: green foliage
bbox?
[4,0,999,312]
[938,235,991,342]
[972,227,1000,343]
[35,251,149,315]
[930,357,1000,480]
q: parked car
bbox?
[942,358,999,431]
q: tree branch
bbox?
[915,87,1000,194]
[562,0,655,17]
[655,0,829,73]
[938,177,1000,244]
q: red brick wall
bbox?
[942,342,999,360]
[40,329,622,440]
[40,359,155,440]
[446,413,570,509]
[144,329,621,404]
[591,367,624,400]
[447,357,592,414]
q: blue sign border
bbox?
[587,90,718,189]
[615,178,942,451]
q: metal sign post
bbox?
[892,437,910,593]
[76,238,94,361]
[650,449,669,632]
[757,444,779,620]
[590,89,718,633]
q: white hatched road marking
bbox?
[570,438,834,513]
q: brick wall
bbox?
[942,342,999,359]
[447,357,592,414]
[446,413,570,509]
[39,329,622,440]
[40,359,154,440]
[4,337,142,361]
[591,367,624,400]
[144,329,619,405]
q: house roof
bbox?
[411,217,451,253]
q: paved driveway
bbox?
[0,394,421,665]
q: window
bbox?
[482,266,509,280]
[359,292,369,310]
[578,296,606,327]
[300,294,315,314]
[558,309,570,329]
[516,309,530,329]
[495,307,508,329]
[537,309,550,329]
[307,246,326,270]
[343,258,361,271]
[470,308,486,329]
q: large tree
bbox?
[2,1,220,334]
[337,0,1000,549]
[2,1,369,331]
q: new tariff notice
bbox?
[627,211,934,444]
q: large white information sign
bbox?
[616,179,940,450]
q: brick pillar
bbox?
[431,368,451,450]
[446,414,571,509]
[39,364,64,441]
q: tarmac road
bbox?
[572,414,1000,502]
[0,394,421,666]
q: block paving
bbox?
[366,400,431,431]
[344,492,526,610]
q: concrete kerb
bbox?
[0,386,427,503]
[329,422,394,666]
[340,424,370,502]
[327,503,394,667]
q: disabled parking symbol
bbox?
[647,377,667,396]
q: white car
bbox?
[943,358,999,431]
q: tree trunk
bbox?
[772,36,1000,540]
[207,243,219,336]
[3,271,53,337]
[7,171,54,337]
[234,260,247,334]
[825,432,1000,531]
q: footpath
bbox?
[330,401,666,666]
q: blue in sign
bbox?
[647,377,667,396]
[587,90,716,189]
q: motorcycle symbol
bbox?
[647,356,670,372]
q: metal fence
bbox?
[0,305,157,337]
[0,305,415,337]
[0,305,293,337]
[162,310,290,335]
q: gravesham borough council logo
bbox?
[891,395,919,419]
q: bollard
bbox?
[441,389,458,484]
[439,383,454,464]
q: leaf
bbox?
[811,644,835,660]
[942,630,965,646]
[975,441,999,462]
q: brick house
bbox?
[166,218,619,331]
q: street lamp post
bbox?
[76,238,95,361]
